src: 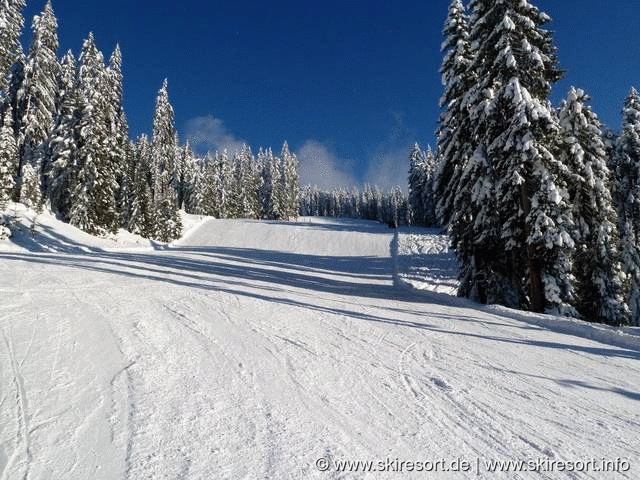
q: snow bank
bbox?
[0,203,212,253]
[392,226,459,295]
[486,305,640,353]
[392,227,640,353]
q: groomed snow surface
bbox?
[1,207,639,479]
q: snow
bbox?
[394,227,459,295]
[1,211,639,479]
[0,203,208,253]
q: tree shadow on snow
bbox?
[4,242,640,376]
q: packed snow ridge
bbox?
[1,206,639,479]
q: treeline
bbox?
[433,0,640,326]
[0,1,299,242]
[300,184,410,228]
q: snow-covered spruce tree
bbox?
[5,43,24,135]
[70,33,118,234]
[150,79,182,241]
[245,145,263,219]
[128,134,153,236]
[455,0,573,313]
[194,152,215,216]
[227,149,243,218]
[386,186,404,228]
[217,149,232,218]
[232,144,260,219]
[183,157,202,214]
[280,141,299,220]
[422,146,437,227]
[259,148,282,220]
[106,44,132,228]
[0,105,17,208]
[20,162,41,208]
[612,88,640,324]
[557,87,629,324]
[408,143,426,225]
[117,138,136,228]
[435,0,474,228]
[0,0,25,94]
[613,89,640,239]
[16,0,59,199]
[47,50,80,219]
[175,140,195,211]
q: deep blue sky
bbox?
[20,1,640,189]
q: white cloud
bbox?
[185,116,246,155]
[363,113,416,192]
[364,147,411,192]
[296,140,358,190]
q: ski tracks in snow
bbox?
[1,217,640,479]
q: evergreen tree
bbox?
[5,43,24,137]
[0,105,17,208]
[174,140,194,210]
[613,88,640,324]
[216,150,232,218]
[613,88,640,238]
[435,0,474,228]
[227,149,244,218]
[150,79,181,241]
[422,146,437,227]
[280,141,299,219]
[243,144,262,219]
[558,87,629,324]
[453,0,572,313]
[47,50,79,219]
[106,44,131,227]
[0,0,25,94]
[194,153,217,216]
[16,0,59,197]
[259,148,282,220]
[177,141,199,212]
[70,33,118,234]
[408,143,426,225]
[128,134,153,236]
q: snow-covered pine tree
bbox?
[175,140,195,211]
[106,44,132,228]
[0,0,25,94]
[150,79,181,241]
[259,148,282,220]
[245,145,263,219]
[280,141,299,220]
[16,0,59,198]
[0,105,17,208]
[227,149,243,218]
[183,142,201,213]
[422,145,437,227]
[194,152,216,216]
[435,0,474,228]
[47,50,79,219]
[387,186,404,228]
[408,143,426,225]
[613,88,640,238]
[128,134,153,236]
[216,149,232,218]
[453,0,573,314]
[5,43,24,137]
[612,88,640,324]
[117,138,136,229]
[70,33,118,235]
[557,87,629,325]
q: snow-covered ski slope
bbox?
[1,214,639,479]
